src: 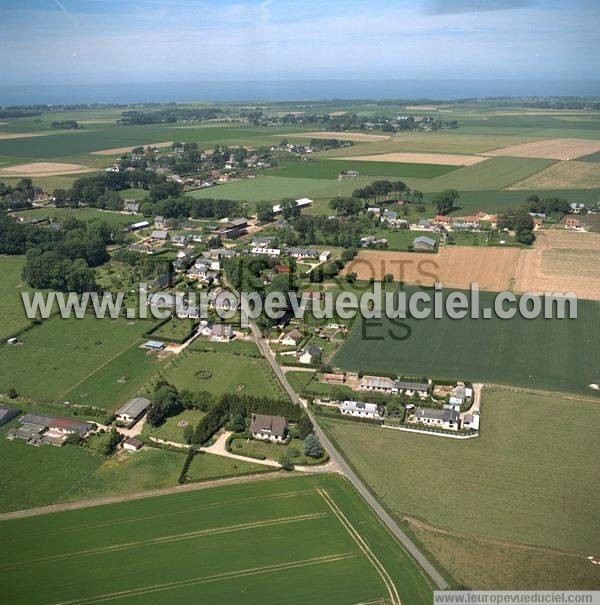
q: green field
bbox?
[0,474,433,604]
[271,158,458,180]
[66,447,187,502]
[0,315,160,405]
[230,436,328,465]
[188,175,377,202]
[144,409,206,443]
[186,451,273,481]
[162,350,287,399]
[15,207,138,226]
[333,287,600,395]
[0,421,105,513]
[319,389,600,556]
[0,255,35,339]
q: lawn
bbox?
[0,474,432,604]
[370,228,440,251]
[66,447,187,502]
[189,338,261,357]
[0,421,105,513]
[186,451,273,481]
[0,255,36,340]
[318,389,600,556]
[229,436,328,465]
[271,158,458,180]
[145,409,206,443]
[161,350,287,399]
[150,318,197,343]
[333,287,600,395]
[15,206,138,227]
[0,315,160,404]
[188,175,377,202]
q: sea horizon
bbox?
[1,78,599,106]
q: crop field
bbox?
[508,160,600,189]
[0,255,36,339]
[0,474,433,604]
[272,158,458,179]
[319,389,600,588]
[484,137,600,160]
[0,315,160,404]
[188,175,376,202]
[162,350,287,399]
[335,152,488,165]
[0,421,105,513]
[333,286,600,394]
[404,156,556,192]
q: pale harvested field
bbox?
[508,160,600,189]
[0,131,58,140]
[294,131,391,142]
[0,162,96,177]
[344,247,522,292]
[333,152,487,166]
[346,230,600,300]
[513,231,600,300]
[485,138,600,160]
[91,141,173,155]
[405,105,444,111]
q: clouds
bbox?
[0,0,598,86]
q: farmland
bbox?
[186,451,274,481]
[14,206,138,227]
[508,160,600,189]
[161,350,287,399]
[271,158,458,179]
[0,255,34,339]
[0,315,161,406]
[0,474,433,604]
[318,389,600,588]
[333,286,600,395]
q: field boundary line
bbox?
[317,487,401,605]
[0,471,292,521]
[55,552,358,605]
[59,338,147,401]
[1,512,328,569]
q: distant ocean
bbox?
[1,79,599,106]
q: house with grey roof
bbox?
[249,413,288,443]
[359,375,398,394]
[395,381,429,399]
[412,236,437,251]
[211,324,233,342]
[298,345,322,364]
[410,407,459,431]
[115,397,151,428]
[340,401,382,420]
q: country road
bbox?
[249,321,449,590]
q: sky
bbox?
[0,0,599,87]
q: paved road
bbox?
[250,321,448,590]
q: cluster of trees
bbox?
[51,120,80,129]
[432,189,460,215]
[0,215,113,292]
[352,180,419,204]
[139,195,245,220]
[116,107,224,126]
[0,179,37,210]
[497,208,536,244]
[524,194,571,218]
[283,214,374,248]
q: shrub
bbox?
[279,454,294,471]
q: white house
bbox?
[123,437,144,452]
[115,397,151,428]
[359,375,398,394]
[249,413,288,443]
[281,329,303,347]
[298,345,322,364]
[411,408,459,431]
[211,324,233,342]
[319,250,332,262]
[251,246,281,257]
[396,381,429,399]
[340,401,382,420]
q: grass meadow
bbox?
[0,474,433,604]
[186,451,273,481]
[0,315,161,405]
[318,389,600,580]
[161,350,287,399]
[333,287,600,395]
[15,207,138,227]
[0,255,35,339]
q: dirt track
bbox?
[0,162,96,176]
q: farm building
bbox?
[122,201,140,214]
[123,437,144,452]
[154,216,168,229]
[412,236,437,251]
[0,404,21,427]
[281,329,303,347]
[340,401,382,420]
[150,230,169,241]
[115,397,151,428]
[272,197,313,214]
[287,247,319,260]
[396,381,429,399]
[128,220,150,231]
[565,216,583,229]
[142,340,166,350]
[319,250,332,262]
[211,324,234,342]
[410,408,459,431]
[251,246,281,257]
[323,373,346,384]
[359,375,398,394]
[249,413,288,443]
[274,263,291,274]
